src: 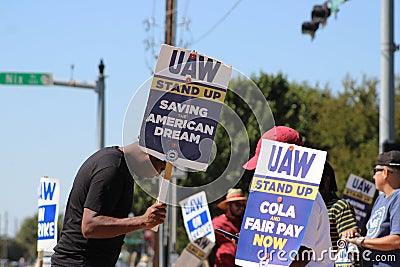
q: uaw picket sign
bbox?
[179,191,215,242]
[37,177,60,252]
[139,44,232,171]
[235,140,326,267]
[342,174,376,229]
[173,236,215,267]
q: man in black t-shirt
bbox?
[52,142,167,267]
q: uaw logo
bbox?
[166,149,179,162]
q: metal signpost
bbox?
[0,60,106,149]
[380,0,397,153]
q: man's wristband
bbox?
[357,236,365,247]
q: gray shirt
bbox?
[363,189,400,267]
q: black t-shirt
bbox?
[52,146,134,267]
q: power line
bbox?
[143,0,193,73]
[191,0,242,45]
[177,0,193,48]
[143,0,162,74]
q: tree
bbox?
[14,213,64,262]
[6,239,28,262]
[15,215,37,261]
[307,75,380,192]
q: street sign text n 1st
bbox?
[0,72,53,86]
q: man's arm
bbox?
[345,234,400,251]
[82,202,167,239]
[334,199,359,238]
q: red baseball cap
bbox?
[243,126,303,170]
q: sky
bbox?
[0,0,398,237]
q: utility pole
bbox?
[380,0,398,152]
[165,0,176,46]
[0,214,1,256]
[165,1,177,265]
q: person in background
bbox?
[319,161,359,266]
[344,150,400,267]
[212,188,247,267]
[51,142,167,267]
[243,126,334,267]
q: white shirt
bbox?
[301,192,334,267]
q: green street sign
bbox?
[124,238,144,245]
[0,72,53,86]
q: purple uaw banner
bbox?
[235,139,327,267]
[139,44,232,171]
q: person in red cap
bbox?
[212,188,247,267]
[243,126,333,267]
[242,126,303,170]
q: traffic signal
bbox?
[301,0,341,39]
[301,0,336,39]
[301,21,320,39]
[311,2,331,25]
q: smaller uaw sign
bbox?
[342,174,376,229]
[179,191,215,242]
[174,236,215,267]
[235,140,326,267]
[139,44,232,171]
[37,176,60,252]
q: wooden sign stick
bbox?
[37,250,44,267]
[164,161,173,181]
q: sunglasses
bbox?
[373,167,393,175]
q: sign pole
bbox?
[168,176,178,267]
[164,162,173,181]
[37,250,44,267]
[169,166,186,266]
[96,59,105,149]
[155,162,173,267]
